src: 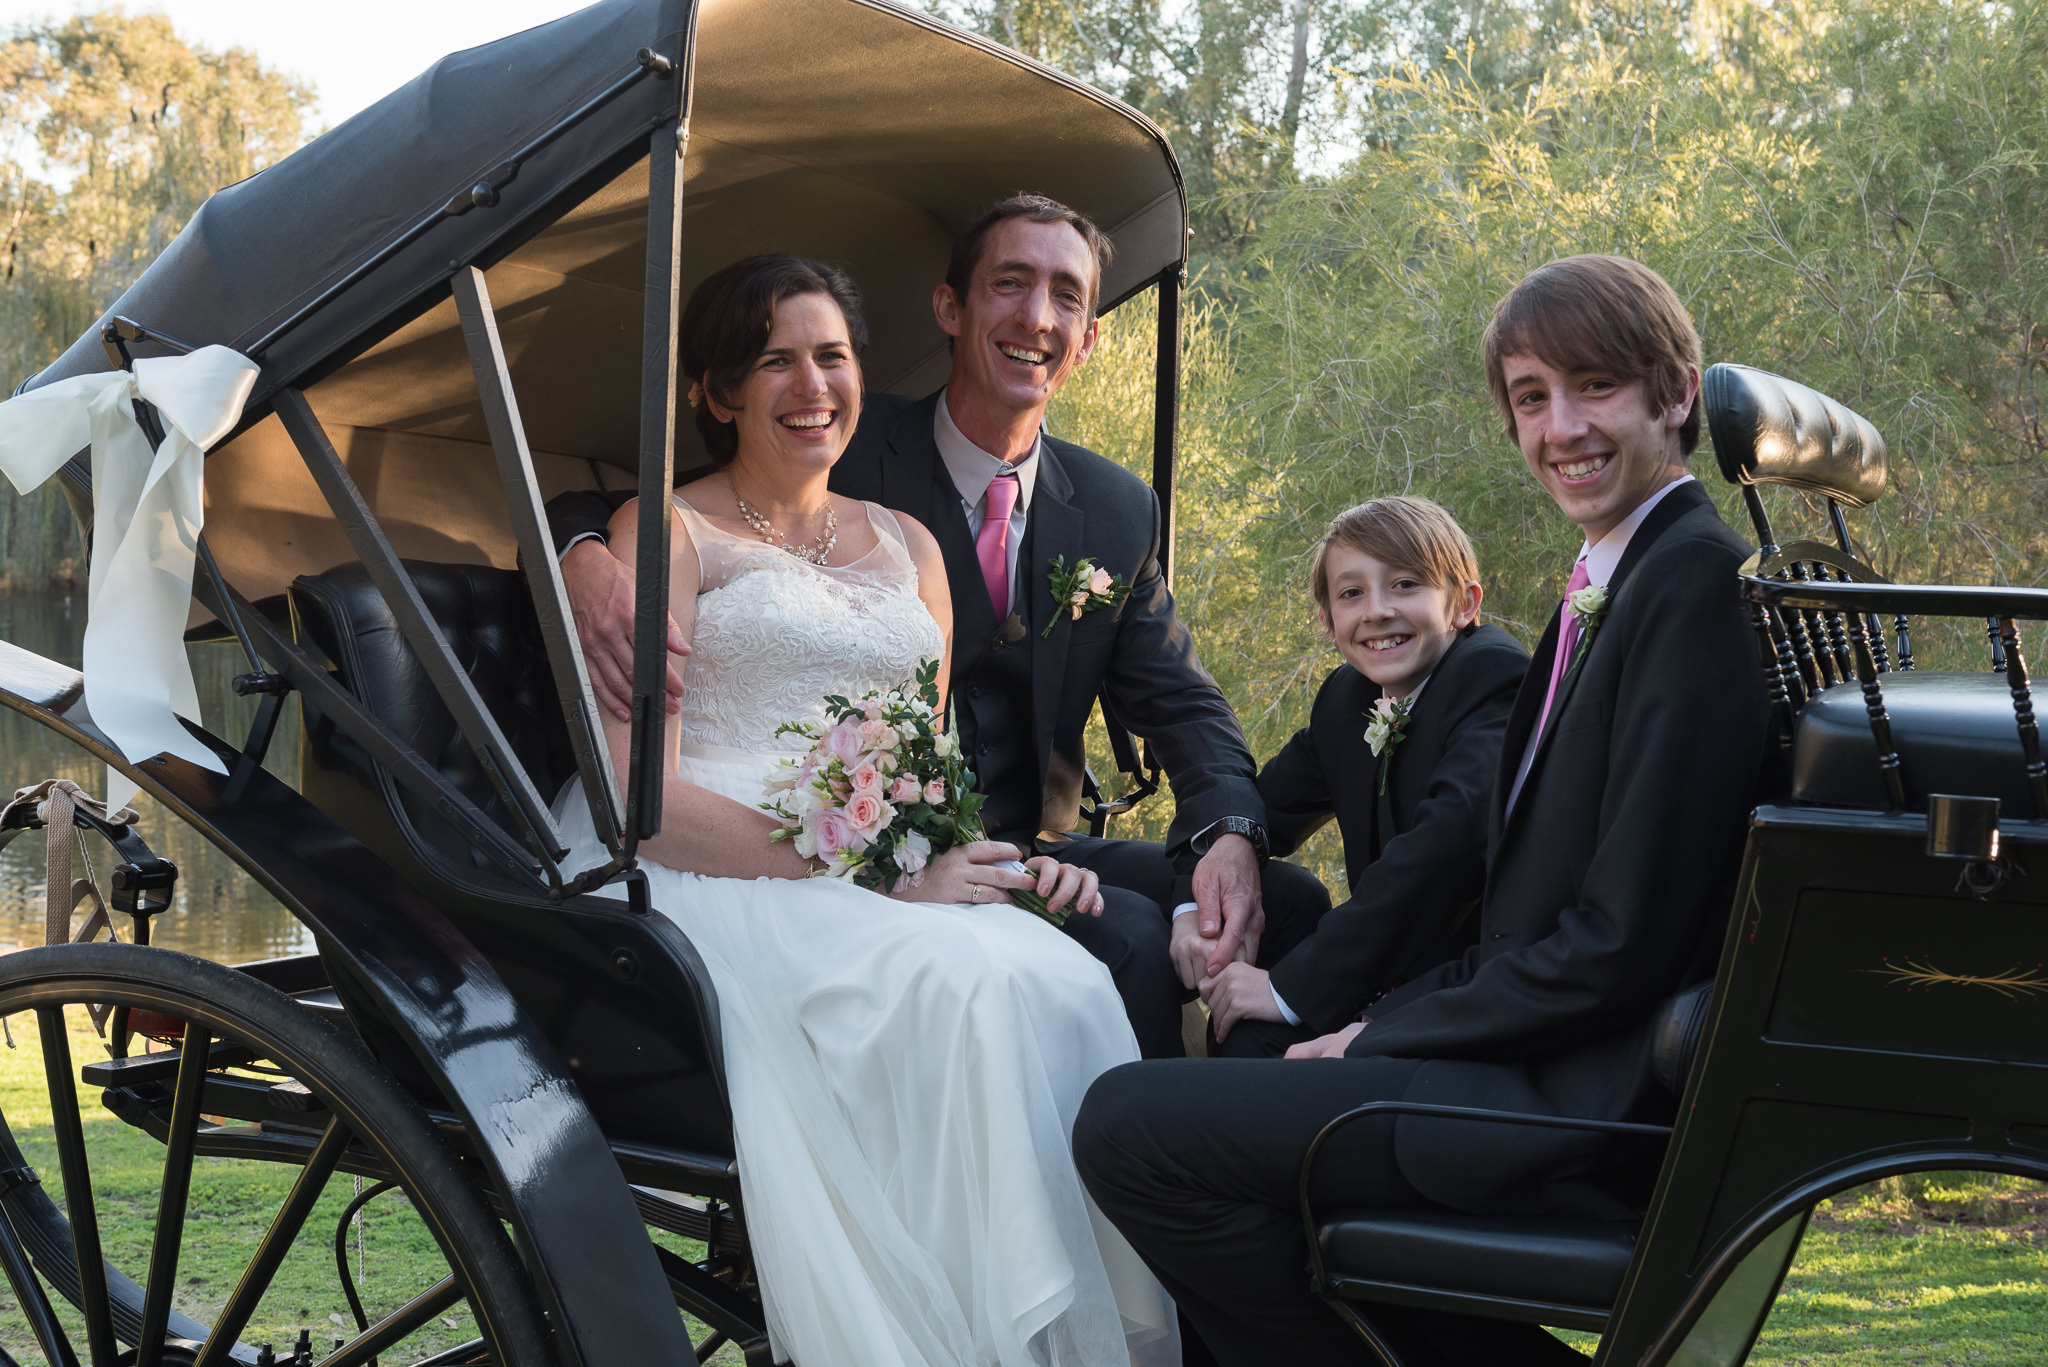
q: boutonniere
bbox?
[1564,584,1609,675]
[1364,695,1413,795]
[1043,555,1130,638]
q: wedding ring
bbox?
[970,885,983,902]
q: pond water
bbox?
[0,589,313,963]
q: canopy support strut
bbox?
[452,266,626,861]
[274,389,570,880]
[626,109,690,853]
[1150,264,1182,587]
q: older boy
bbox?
[1074,255,1772,1366]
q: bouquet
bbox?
[762,660,1058,922]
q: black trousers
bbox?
[1073,1058,1592,1367]
[1048,836,1331,1059]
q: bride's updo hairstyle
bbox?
[680,254,869,467]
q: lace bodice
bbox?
[672,498,943,756]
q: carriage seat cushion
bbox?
[1318,1210,1637,1312]
[1793,671,2037,813]
[290,561,574,868]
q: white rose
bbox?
[896,830,932,876]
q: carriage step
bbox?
[80,1040,255,1086]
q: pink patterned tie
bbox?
[1535,556,1592,741]
[975,473,1020,620]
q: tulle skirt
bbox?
[556,743,1179,1367]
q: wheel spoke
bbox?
[0,1194,82,1367]
[194,1115,353,1367]
[36,1005,118,1367]
[136,1020,212,1367]
[314,1274,466,1367]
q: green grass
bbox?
[1549,1174,2048,1364]
[0,1004,740,1364]
[8,1005,2042,1366]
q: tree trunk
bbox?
[1282,0,1314,146]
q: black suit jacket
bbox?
[1347,481,1769,1216]
[548,391,1261,852]
[834,393,1259,849]
[1258,625,1527,1033]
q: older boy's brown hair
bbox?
[1481,255,1704,455]
[1310,497,1481,626]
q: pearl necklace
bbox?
[735,495,838,565]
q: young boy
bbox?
[1201,497,1529,1058]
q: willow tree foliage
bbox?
[0,10,313,582]
[1052,0,2044,849]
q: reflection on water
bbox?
[0,591,313,963]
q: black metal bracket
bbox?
[0,1163,40,1197]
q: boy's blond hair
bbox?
[1309,497,1481,623]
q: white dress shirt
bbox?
[1503,472,1695,815]
[935,389,1040,615]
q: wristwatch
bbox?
[1193,815,1269,862]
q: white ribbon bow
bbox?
[0,346,260,805]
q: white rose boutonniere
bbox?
[1564,583,1609,676]
[1043,554,1131,638]
[1364,695,1414,795]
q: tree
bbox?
[0,9,313,585]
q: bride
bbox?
[553,254,1180,1367]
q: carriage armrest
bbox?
[1744,577,2048,622]
[1297,1101,1672,1294]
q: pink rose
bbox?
[1088,566,1114,595]
[807,808,855,857]
[862,698,886,721]
[924,778,947,805]
[890,775,922,804]
[848,759,884,795]
[845,791,891,836]
[820,719,863,765]
[857,718,900,751]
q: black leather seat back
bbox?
[290,560,575,884]
[1705,363,1888,509]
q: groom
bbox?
[547,195,1326,1059]
[1073,255,1774,1365]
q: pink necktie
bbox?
[1535,556,1592,741]
[975,473,1020,620]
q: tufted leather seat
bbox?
[1791,672,2034,813]
[290,560,576,880]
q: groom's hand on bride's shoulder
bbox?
[561,539,689,721]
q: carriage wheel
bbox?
[0,941,551,1367]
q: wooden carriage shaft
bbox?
[273,390,571,875]
[452,266,626,858]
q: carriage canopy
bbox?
[30,0,1186,605]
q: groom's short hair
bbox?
[1481,255,1704,455]
[946,193,1114,310]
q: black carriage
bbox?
[0,1,1184,1362]
[0,0,2042,1362]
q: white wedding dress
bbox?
[555,498,1179,1367]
